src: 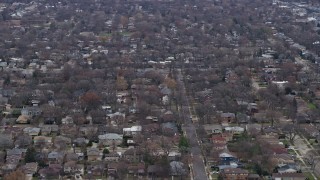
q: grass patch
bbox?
[304,172,315,180]
[288,149,296,155]
[308,103,317,110]
[211,174,219,180]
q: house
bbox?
[224,126,245,134]
[98,133,123,146]
[33,136,52,147]
[123,125,142,136]
[162,95,169,105]
[143,123,160,134]
[203,124,223,135]
[107,162,119,178]
[61,115,74,124]
[40,126,52,136]
[123,148,144,162]
[168,149,182,161]
[300,124,319,138]
[272,173,305,180]
[38,164,62,179]
[271,154,295,166]
[87,148,102,161]
[21,106,42,116]
[160,86,172,95]
[220,168,249,180]
[54,136,71,149]
[3,126,23,138]
[104,152,120,162]
[87,161,106,177]
[40,125,59,135]
[22,162,38,180]
[64,161,84,175]
[146,116,158,123]
[16,115,31,124]
[277,163,299,174]
[147,164,166,178]
[5,148,25,172]
[127,163,145,176]
[247,103,259,115]
[60,125,78,138]
[212,135,227,144]
[220,113,236,124]
[248,174,261,180]
[23,127,40,136]
[48,151,65,164]
[73,138,89,147]
[79,126,98,137]
[6,148,26,159]
[161,122,178,135]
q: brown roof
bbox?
[272,173,305,178]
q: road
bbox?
[176,69,208,180]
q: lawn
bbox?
[304,172,315,180]
[211,173,219,180]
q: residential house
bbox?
[270,154,295,167]
[143,124,160,135]
[104,152,120,162]
[87,148,102,161]
[168,150,182,161]
[3,126,23,138]
[127,163,145,176]
[79,126,98,137]
[64,161,84,175]
[87,161,106,177]
[212,135,227,150]
[212,135,227,144]
[73,138,89,147]
[146,116,158,123]
[248,174,261,180]
[16,115,30,124]
[21,106,42,116]
[61,115,74,125]
[224,126,245,134]
[277,163,299,174]
[272,173,305,180]
[147,164,166,178]
[54,136,71,149]
[98,133,123,146]
[203,124,223,135]
[220,113,236,124]
[23,127,40,136]
[22,162,38,180]
[220,168,249,180]
[38,164,62,179]
[123,125,142,136]
[33,136,52,147]
[300,124,319,138]
[161,122,178,135]
[247,103,259,115]
[123,148,144,162]
[107,162,118,178]
[5,148,26,173]
[65,153,80,162]
[48,151,65,164]
[40,126,52,136]
[60,125,78,138]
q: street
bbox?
[176,69,208,180]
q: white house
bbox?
[98,133,123,146]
